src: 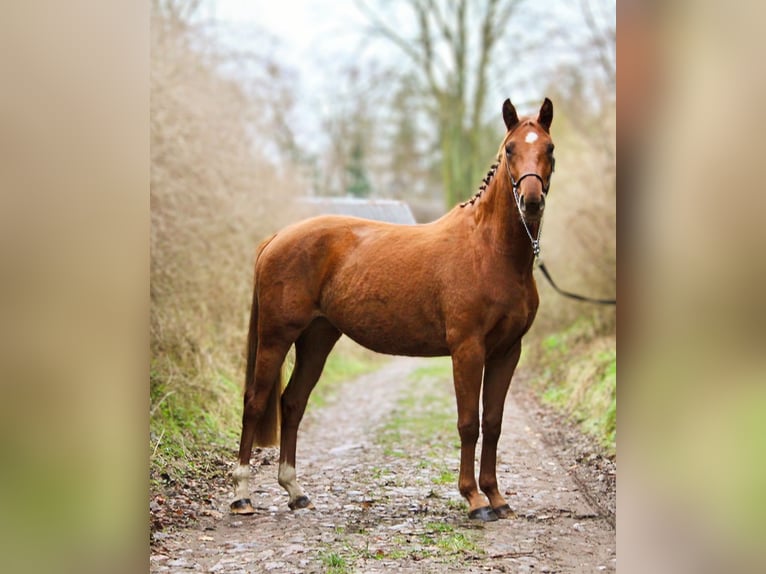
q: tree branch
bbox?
[491,0,523,42]
[424,0,454,45]
[579,0,615,87]
[471,0,500,130]
[356,0,443,99]
[355,0,423,67]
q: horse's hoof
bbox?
[230,498,255,515]
[288,495,314,510]
[468,506,499,522]
[492,504,515,519]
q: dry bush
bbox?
[150,5,304,456]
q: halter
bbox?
[505,161,550,259]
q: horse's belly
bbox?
[321,270,449,356]
[343,326,449,357]
[322,301,449,357]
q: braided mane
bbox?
[459,152,502,208]
[460,121,535,208]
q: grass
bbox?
[529,319,617,453]
[319,550,350,573]
[410,359,453,382]
[377,358,457,459]
[433,468,457,485]
[418,521,481,555]
[436,530,480,553]
[150,359,243,483]
[321,521,483,569]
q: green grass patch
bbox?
[357,524,481,562]
[432,468,457,485]
[319,549,350,573]
[529,319,616,453]
[410,358,453,382]
[425,521,454,533]
[375,358,462,488]
[377,370,455,455]
[150,359,242,483]
[445,497,468,512]
[436,531,480,554]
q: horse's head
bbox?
[500,98,555,223]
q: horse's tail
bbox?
[247,235,282,447]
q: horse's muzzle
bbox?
[519,194,545,219]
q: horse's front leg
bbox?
[479,342,522,519]
[451,338,497,521]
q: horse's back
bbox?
[256,214,412,280]
[254,214,460,355]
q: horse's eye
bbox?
[546,143,555,154]
[505,142,515,156]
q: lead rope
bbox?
[505,160,616,305]
[536,262,617,305]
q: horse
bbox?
[230,98,555,522]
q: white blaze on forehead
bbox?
[525,131,538,143]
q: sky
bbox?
[202,0,603,85]
[208,1,366,55]
[198,0,613,156]
[203,1,378,95]
[199,1,398,150]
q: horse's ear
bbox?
[502,98,519,131]
[537,98,553,132]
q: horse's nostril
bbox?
[523,197,543,215]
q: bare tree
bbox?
[580,0,615,89]
[357,0,525,208]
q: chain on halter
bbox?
[505,160,549,259]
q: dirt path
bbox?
[150,356,615,573]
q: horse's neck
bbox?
[474,179,538,273]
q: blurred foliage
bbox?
[150,1,304,470]
[345,139,373,197]
[527,321,616,453]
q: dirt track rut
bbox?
[150,356,615,573]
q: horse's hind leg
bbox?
[278,318,341,510]
[231,338,292,515]
[479,343,522,519]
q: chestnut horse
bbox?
[231,98,555,522]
